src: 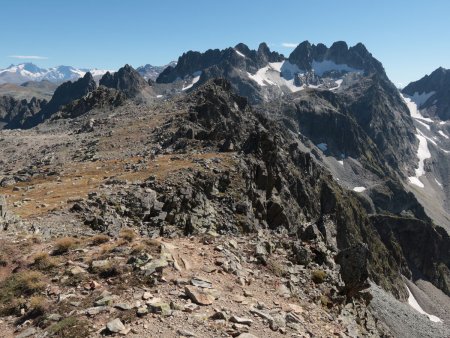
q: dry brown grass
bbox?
[53,237,78,255]
[130,243,147,255]
[28,295,49,315]
[90,234,110,246]
[0,270,47,315]
[99,239,127,254]
[0,153,235,219]
[119,228,137,242]
[32,252,56,270]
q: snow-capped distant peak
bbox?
[0,63,113,84]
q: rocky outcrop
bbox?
[61,86,126,119]
[0,95,46,129]
[99,64,153,99]
[18,72,97,128]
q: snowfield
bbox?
[246,60,361,93]
[406,284,441,323]
[182,71,201,91]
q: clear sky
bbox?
[1,0,449,86]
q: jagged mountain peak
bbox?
[288,40,384,76]
[403,66,450,120]
[155,40,387,103]
[100,64,153,99]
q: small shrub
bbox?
[53,237,77,255]
[90,234,110,246]
[96,262,122,279]
[18,295,49,322]
[311,269,327,284]
[100,239,127,254]
[32,253,56,271]
[130,243,146,255]
[48,316,91,338]
[119,228,137,242]
[29,296,48,313]
[267,259,287,277]
[0,271,46,315]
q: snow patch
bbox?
[317,143,328,151]
[247,62,304,92]
[234,49,246,58]
[247,66,275,86]
[353,187,366,192]
[438,130,449,139]
[408,91,435,107]
[338,160,344,166]
[182,71,201,91]
[416,120,430,130]
[408,130,431,188]
[435,178,443,188]
[405,284,441,322]
[332,79,343,89]
[279,61,302,79]
[401,94,434,123]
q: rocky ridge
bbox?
[0,40,449,337]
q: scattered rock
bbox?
[106,318,126,333]
[185,285,214,305]
[115,303,133,311]
[177,329,196,337]
[136,306,149,317]
[16,328,37,338]
[69,266,87,275]
[236,333,258,338]
[230,315,253,326]
[191,277,213,289]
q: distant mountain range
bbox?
[136,61,177,81]
[0,61,176,85]
[0,63,112,84]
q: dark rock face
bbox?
[0,95,46,129]
[18,72,97,128]
[372,215,450,296]
[335,243,370,296]
[156,42,284,102]
[344,75,417,170]
[42,72,97,115]
[155,40,390,105]
[288,41,386,76]
[262,74,417,175]
[61,86,126,119]
[403,67,450,120]
[100,64,152,99]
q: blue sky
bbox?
[1,0,449,85]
